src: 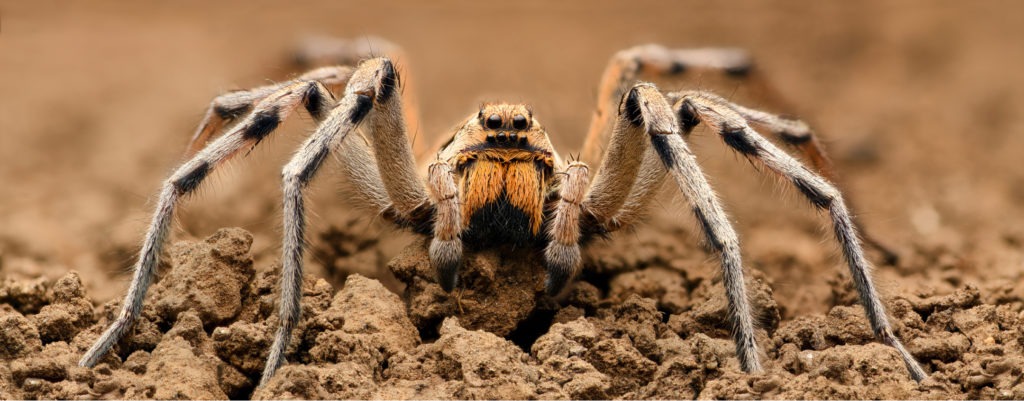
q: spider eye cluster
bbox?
[481,113,531,131]
[482,113,531,145]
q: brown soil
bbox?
[2,1,1024,399]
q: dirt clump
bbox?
[389,237,549,338]
[150,228,257,328]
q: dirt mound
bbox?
[1,227,1021,399]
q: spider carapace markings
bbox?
[78,40,926,388]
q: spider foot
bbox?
[430,238,463,292]
[543,243,580,296]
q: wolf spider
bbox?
[80,38,925,386]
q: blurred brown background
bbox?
[1,1,1022,306]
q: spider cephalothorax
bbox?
[80,39,926,388]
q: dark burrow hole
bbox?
[417,316,446,344]
[659,307,673,323]
[578,269,615,298]
[236,380,258,400]
[507,306,558,353]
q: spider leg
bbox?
[721,98,900,264]
[585,44,824,170]
[584,45,897,263]
[185,84,277,157]
[80,79,337,369]
[263,57,427,386]
[582,44,752,165]
[334,130,390,212]
[185,66,354,157]
[680,91,927,382]
[582,87,651,223]
[291,35,427,158]
[603,102,705,232]
[544,161,589,295]
[580,45,753,232]
[426,161,463,291]
[581,83,763,373]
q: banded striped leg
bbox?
[581,45,754,233]
[80,79,337,368]
[725,101,899,264]
[582,45,753,166]
[638,85,763,372]
[585,45,897,263]
[291,36,427,158]
[185,66,354,157]
[263,58,426,386]
[585,45,817,171]
[680,91,926,382]
[544,161,590,295]
[585,84,764,373]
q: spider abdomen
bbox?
[461,193,538,248]
[457,156,553,248]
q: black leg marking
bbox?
[650,134,678,168]
[670,61,688,75]
[677,99,701,133]
[243,107,281,142]
[303,83,327,121]
[214,103,250,120]
[350,94,373,123]
[692,207,723,249]
[725,64,753,78]
[297,145,330,185]
[722,126,760,156]
[793,177,833,209]
[778,130,813,145]
[377,60,398,103]
[173,161,210,194]
[623,87,644,127]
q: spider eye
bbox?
[512,115,528,130]
[485,114,502,129]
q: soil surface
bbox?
[2,1,1024,399]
